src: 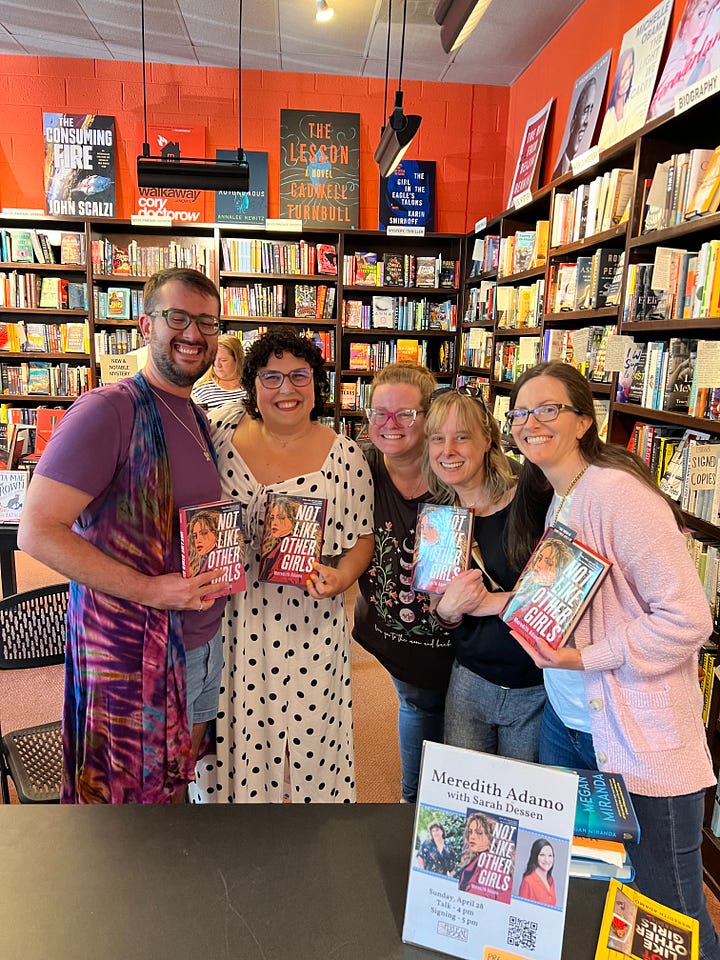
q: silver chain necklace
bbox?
[151,388,211,462]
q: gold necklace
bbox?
[151,388,212,462]
[552,464,588,525]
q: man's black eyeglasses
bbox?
[151,308,221,336]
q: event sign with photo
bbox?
[551,51,611,180]
[134,123,206,222]
[43,113,115,218]
[598,0,673,150]
[507,99,554,208]
[214,150,268,224]
[379,159,436,231]
[279,110,360,228]
[648,0,720,120]
[403,741,578,960]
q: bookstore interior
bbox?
[3,0,720,956]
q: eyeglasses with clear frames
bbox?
[151,308,220,336]
[364,408,422,427]
[505,403,582,426]
[257,368,314,390]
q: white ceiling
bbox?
[0,0,586,86]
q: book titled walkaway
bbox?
[179,500,245,599]
[502,522,611,651]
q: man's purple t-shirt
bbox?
[35,381,224,651]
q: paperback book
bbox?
[0,470,28,523]
[501,522,612,651]
[594,879,698,960]
[403,741,579,960]
[259,493,327,587]
[411,503,473,595]
[178,499,245,599]
[569,836,634,882]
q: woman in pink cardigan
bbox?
[503,362,719,960]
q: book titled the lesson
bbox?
[594,879,698,960]
[411,503,473,595]
[501,522,611,651]
[179,499,245,598]
[259,493,327,587]
[403,740,578,960]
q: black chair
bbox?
[0,584,68,803]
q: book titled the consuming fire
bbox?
[502,522,611,651]
[178,499,245,599]
[259,493,327,587]
[411,503,473,595]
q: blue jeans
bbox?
[541,700,720,960]
[391,677,446,803]
[445,661,546,762]
[185,630,223,728]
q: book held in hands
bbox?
[259,493,327,587]
[403,741,578,960]
[502,522,611,651]
[411,503,473,594]
[179,500,245,598]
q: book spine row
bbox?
[464,281,496,323]
[91,238,215,279]
[493,338,541,382]
[1,362,89,397]
[623,242,720,323]
[542,327,612,384]
[459,329,493,369]
[220,237,335,276]
[0,321,89,354]
[496,222,549,278]
[495,279,545,329]
[547,249,624,314]
[94,327,142,355]
[551,168,632,247]
[223,283,286,318]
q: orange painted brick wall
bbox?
[504,0,687,205]
[0,55,509,234]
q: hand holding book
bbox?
[434,568,509,624]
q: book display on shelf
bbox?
[43,113,116,218]
[379,159,436,232]
[551,50,611,180]
[507,98,554,207]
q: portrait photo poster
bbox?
[551,50,611,180]
[403,741,578,960]
[507,98,554,208]
[648,0,720,120]
[597,0,673,151]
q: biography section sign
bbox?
[279,110,359,228]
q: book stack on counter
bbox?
[569,769,639,881]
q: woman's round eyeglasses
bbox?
[505,403,582,426]
[257,368,314,390]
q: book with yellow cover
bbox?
[594,879,698,960]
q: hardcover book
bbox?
[382,252,405,287]
[316,243,337,276]
[259,493,327,587]
[178,499,245,599]
[571,769,640,843]
[502,522,612,651]
[106,287,131,320]
[415,256,437,288]
[0,469,28,523]
[354,252,379,286]
[411,503,473,595]
[403,741,578,960]
[594,880,698,960]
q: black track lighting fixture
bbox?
[374,0,421,179]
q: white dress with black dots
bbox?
[202,403,373,803]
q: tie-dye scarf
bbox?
[61,372,203,802]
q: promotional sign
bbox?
[135,123,206,222]
[279,110,360,228]
[379,159,436,231]
[214,150,268,224]
[507,99,554,208]
[43,113,115,218]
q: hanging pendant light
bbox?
[374,0,421,179]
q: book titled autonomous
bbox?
[259,493,327,587]
[501,522,611,651]
[411,502,473,595]
[403,740,578,960]
[178,499,245,599]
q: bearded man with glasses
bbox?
[19,267,226,803]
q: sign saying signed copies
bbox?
[404,742,578,960]
[279,110,360,229]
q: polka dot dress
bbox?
[202,404,373,803]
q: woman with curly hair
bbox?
[202,328,374,803]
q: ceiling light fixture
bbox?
[434,0,492,54]
[374,0,421,179]
[136,0,249,192]
[315,0,334,22]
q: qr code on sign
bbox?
[508,915,538,951]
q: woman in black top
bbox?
[425,389,549,760]
[353,363,454,803]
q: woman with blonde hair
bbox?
[353,362,454,803]
[426,388,550,761]
[192,333,246,409]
